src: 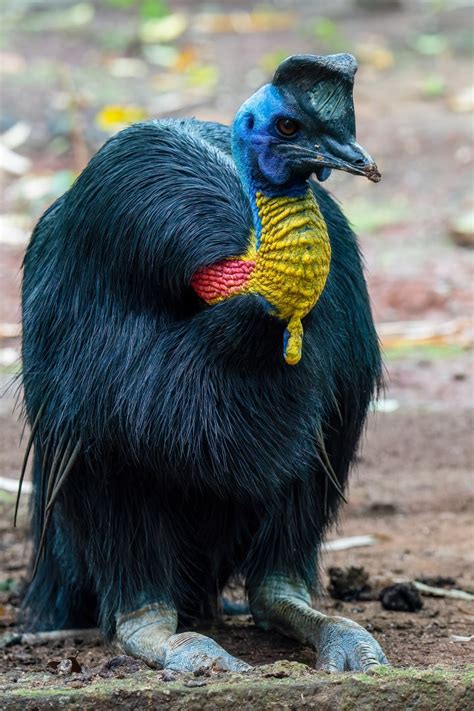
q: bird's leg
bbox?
[249,574,388,672]
[116,602,250,672]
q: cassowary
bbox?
[20,54,387,672]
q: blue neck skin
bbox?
[231,84,309,248]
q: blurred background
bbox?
[0,0,473,398]
[0,0,473,671]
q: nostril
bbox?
[353,158,366,167]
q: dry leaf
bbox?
[107,58,148,78]
[355,42,394,71]
[96,105,149,133]
[140,13,188,43]
[448,86,474,113]
[378,318,474,350]
[194,10,295,34]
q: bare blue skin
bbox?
[115,74,388,674]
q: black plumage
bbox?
[20,92,381,642]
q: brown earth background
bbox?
[0,0,473,705]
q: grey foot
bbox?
[249,575,389,673]
[116,603,250,673]
[317,616,388,672]
[164,632,250,672]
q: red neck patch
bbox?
[191,259,256,304]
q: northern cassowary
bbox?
[19,54,387,672]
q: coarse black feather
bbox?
[21,118,381,635]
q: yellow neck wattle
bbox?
[192,188,331,365]
[246,189,331,364]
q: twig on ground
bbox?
[323,535,377,552]
[1,628,101,648]
[0,476,32,494]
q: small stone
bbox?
[184,678,207,687]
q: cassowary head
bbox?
[232,53,381,191]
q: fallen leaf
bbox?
[174,47,199,72]
[371,398,400,413]
[0,214,31,246]
[421,76,446,99]
[23,3,95,32]
[0,144,31,175]
[47,657,82,674]
[0,122,31,150]
[143,44,180,67]
[345,197,409,233]
[0,52,26,75]
[378,318,474,350]
[103,0,136,7]
[0,476,31,494]
[355,42,395,70]
[139,13,188,43]
[194,10,296,34]
[96,105,149,133]
[107,58,148,78]
[0,321,21,338]
[0,578,18,593]
[6,172,75,205]
[0,605,16,626]
[140,0,170,20]
[0,349,19,367]
[312,17,346,52]
[259,50,291,75]
[185,64,219,90]
[448,86,474,113]
[412,33,448,56]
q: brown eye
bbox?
[276,118,299,137]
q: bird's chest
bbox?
[191,190,331,365]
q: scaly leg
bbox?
[249,575,388,672]
[116,602,250,672]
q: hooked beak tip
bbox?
[364,163,382,183]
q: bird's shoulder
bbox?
[80,117,252,241]
[100,117,235,181]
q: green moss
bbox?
[5,665,474,707]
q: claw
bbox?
[117,605,251,673]
[316,651,346,673]
[165,632,251,672]
[249,576,388,674]
[317,617,389,672]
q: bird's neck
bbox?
[246,188,331,364]
[228,143,331,364]
[239,167,309,249]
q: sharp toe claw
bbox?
[317,652,345,673]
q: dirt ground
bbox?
[1,404,474,677]
[0,0,473,706]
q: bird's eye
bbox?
[276,118,299,137]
